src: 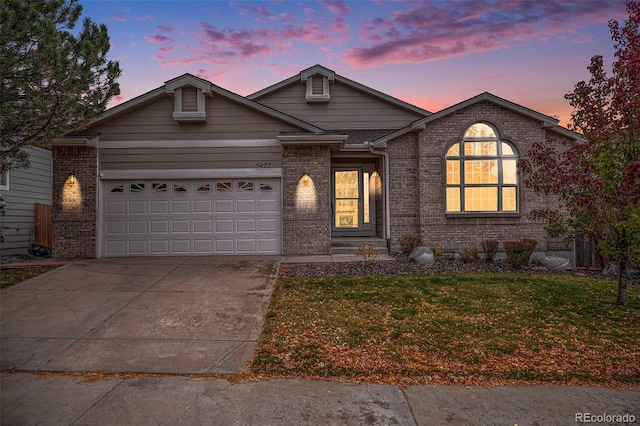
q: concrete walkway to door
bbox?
[0,256,279,375]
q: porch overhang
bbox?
[52,134,100,148]
[278,133,348,151]
[278,133,347,144]
[278,130,394,152]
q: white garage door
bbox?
[102,179,281,256]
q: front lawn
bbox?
[250,273,640,388]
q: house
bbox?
[0,146,53,255]
[52,65,579,259]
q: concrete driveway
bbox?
[0,256,280,375]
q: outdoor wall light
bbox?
[296,172,317,211]
[62,173,82,212]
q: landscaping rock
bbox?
[602,262,640,280]
[280,255,640,284]
[540,256,571,272]
[408,246,434,265]
[28,244,51,258]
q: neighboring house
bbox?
[0,147,53,255]
[52,65,579,259]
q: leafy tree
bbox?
[0,0,121,170]
[521,1,640,305]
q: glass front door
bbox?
[333,168,374,235]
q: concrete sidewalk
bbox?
[2,373,638,425]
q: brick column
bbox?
[282,145,331,255]
[52,146,97,258]
[386,133,420,252]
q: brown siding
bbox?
[90,95,301,141]
[99,146,282,171]
[255,81,425,129]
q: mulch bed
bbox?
[280,254,634,283]
[1,253,46,265]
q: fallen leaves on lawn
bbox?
[248,273,640,390]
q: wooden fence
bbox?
[575,232,599,269]
[34,203,52,248]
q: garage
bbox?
[101,178,281,256]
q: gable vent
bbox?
[300,67,334,104]
[165,77,213,123]
[304,74,330,103]
[182,86,198,112]
[312,76,324,95]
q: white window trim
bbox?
[0,171,9,190]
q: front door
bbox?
[332,168,374,236]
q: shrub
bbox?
[356,244,378,265]
[504,239,537,269]
[399,234,424,254]
[459,245,479,263]
[432,246,444,257]
[481,239,499,263]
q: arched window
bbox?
[445,123,518,212]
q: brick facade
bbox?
[387,101,569,255]
[52,146,97,258]
[282,145,331,255]
[387,132,421,249]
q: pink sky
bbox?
[81,0,630,127]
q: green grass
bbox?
[0,266,58,289]
[251,273,640,387]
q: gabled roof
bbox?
[248,64,431,117]
[81,73,323,133]
[372,92,583,146]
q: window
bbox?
[216,181,232,191]
[239,181,253,191]
[446,123,518,212]
[152,183,167,192]
[130,183,145,193]
[0,171,8,190]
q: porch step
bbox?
[330,237,389,255]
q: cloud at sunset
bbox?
[144,34,175,44]
[322,0,351,16]
[144,9,349,69]
[344,0,623,66]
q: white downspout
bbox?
[368,144,391,247]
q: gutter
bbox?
[367,143,391,245]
